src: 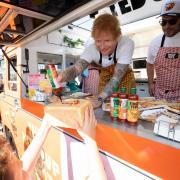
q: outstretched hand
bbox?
[76,106,97,142]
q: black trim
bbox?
[160,34,166,47]
[99,43,118,65]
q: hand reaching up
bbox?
[76,106,97,142]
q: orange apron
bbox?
[98,43,136,94]
[83,43,136,95]
[98,64,136,95]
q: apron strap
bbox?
[99,43,118,65]
[160,34,166,47]
[99,52,102,65]
[113,43,118,64]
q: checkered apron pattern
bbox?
[82,66,100,95]
[154,47,180,102]
[98,64,136,95]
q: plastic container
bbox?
[118,87,128,122]
[110,87,119,121]
[127,88,139,125]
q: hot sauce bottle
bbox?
[48,65,62,96]
[118,87,128,122]
[110,87,119,121]
[127,88,139,125]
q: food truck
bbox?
[0,0,180,179]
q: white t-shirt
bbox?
[147,32,180,64]
[81,36,134,68]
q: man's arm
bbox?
[99,63,129,101]
[60,59,89,82]
[146,62,155,96]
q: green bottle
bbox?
[110,87,119,121]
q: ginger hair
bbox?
[91,13,121,40]
[0,135,13,180]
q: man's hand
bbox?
[148,83,155,96]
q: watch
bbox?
[97,97,104,104]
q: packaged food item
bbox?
[44,99,92,128]
[127,88,140,125]
[118,87,128,122]
[110,87,119,121]
[48,65,62,96]
[28,73,51,101]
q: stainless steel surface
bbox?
[94,109,180,149]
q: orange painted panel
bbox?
[20,99,180,179]
[64,124,180,180]
[21,98,44,118]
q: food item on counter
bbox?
[166,102,180,111]
[140,108,167,123]
[139,98,180,111]
[102,102,110,111]
[138,98,166,109]
[44,99,92,128]
[70,92,92,98]
[48,95,62,103]
[127,88,139,124]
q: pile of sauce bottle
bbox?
[110,87,140,125]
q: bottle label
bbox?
[119,99,127,119]
[127,100,139,122]
[112,97,119,118]
[48,65,62,89]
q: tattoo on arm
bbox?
[62,59,89,82]
[101,64,129,99]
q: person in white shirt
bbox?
[57,13,136,106]
[146,0,180,102]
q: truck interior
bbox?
[0,0,163,98]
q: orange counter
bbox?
[21,98,180,180]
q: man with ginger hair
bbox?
[58,13,135,106]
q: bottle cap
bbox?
[113,87,118,92]
[131,88,137,94]
[121,87,126,93]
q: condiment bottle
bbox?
[118,87,128,122]
[48,65,62,96]
[110,87,119,121]
[127,88,139,125]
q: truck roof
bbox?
[0,0,162,48]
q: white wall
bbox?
[122,16,162,58]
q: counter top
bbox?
[94,109,180,149]
[135,78,148,83]
[21,98,180,179]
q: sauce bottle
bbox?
[118,87,128,122]
[127,88,139,125]
[48,65,62,96]
[110,87,119,121]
